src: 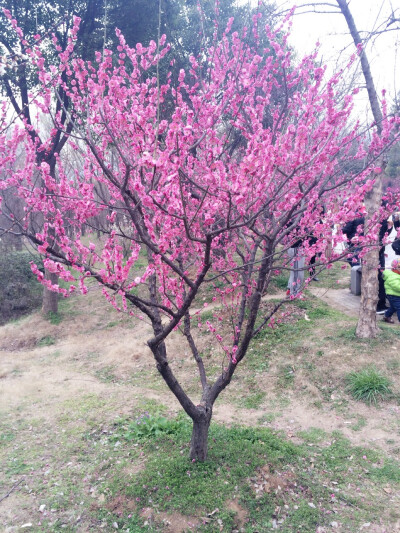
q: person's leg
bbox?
[293,253,305,295]
[377,247,387,312]
[292,250,300,295]
[309,255,316,275]
[392,296,400,322]
[377,270,387,311]
[379,247,385,268]
[287,248,295,292]
[385,295,396,320]
[309,255,320,280]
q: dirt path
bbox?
[309,286,360,317]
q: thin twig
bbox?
[0,479,24,504]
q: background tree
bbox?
[336,0,399,338]
[272,0,400,338]
[386,93,400,184]
[0,0,105,313]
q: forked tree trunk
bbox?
[189,409,212,462]
[42,270,58,315]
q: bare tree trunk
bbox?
[190,407,212,462]
[337,0,384,338]
[42,270,58,315]
[356,180,383,337]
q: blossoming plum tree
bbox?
[0,12,396,460]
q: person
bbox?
[341,215,364,266]
[308,237,319,281]
[382,259,400,324]
[393,212,400,231]
[287,238,305,296]
[342,210,391,314]
[307,207,325,281]
[391,213,400,255]
[377,216,393,314]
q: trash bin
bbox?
[350,265,362,296]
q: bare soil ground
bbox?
[1,279,400,531]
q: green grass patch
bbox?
[121,423,298,515]
[2,404,400,532]
[0,428,15,446]
[297,427,327,444]
[46,311,62,325]
[246,296,339,373]
[242,390,266,409]
[346,367,392,405]
[271,272,288,291]
[113,413,188,441]
[6,457,31,475]
[351,415,367,431]
[98,420,400,532]
[105,320,119,328]
[37,335,56,346]
[370,459,400,482]
[94,365,117,383]
[277,364,295,388]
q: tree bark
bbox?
[337,0,384,338]
[356,179,382,338]
[42,270,58,315]
[189,407,212,462]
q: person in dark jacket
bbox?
[391,213,400,255]
[307,235,320,281]
[342,217,364,266]
[342,212,392,313]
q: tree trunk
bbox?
[336,0,384,338]
[356,180,383,338]
[42,270,58,314]
[189,408,212,462]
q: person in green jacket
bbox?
[382,259,400,324]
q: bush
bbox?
[346,367,392,405]
[0,250,43,324]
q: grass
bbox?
[94,365,117,383]
[4,268,400,531]
[351,415,367,431]
[109,419,300,525]
[37,335,56,346]
[346,366,393,405]
[277,364,295,388]
[46,311,62,325]
[95,418,400,532]
[10,389,398,532]
[387,358,400,374]
[114,413,188,441]
[271,271,288,291]
[243,296,340,378]
[242,390,266,409]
